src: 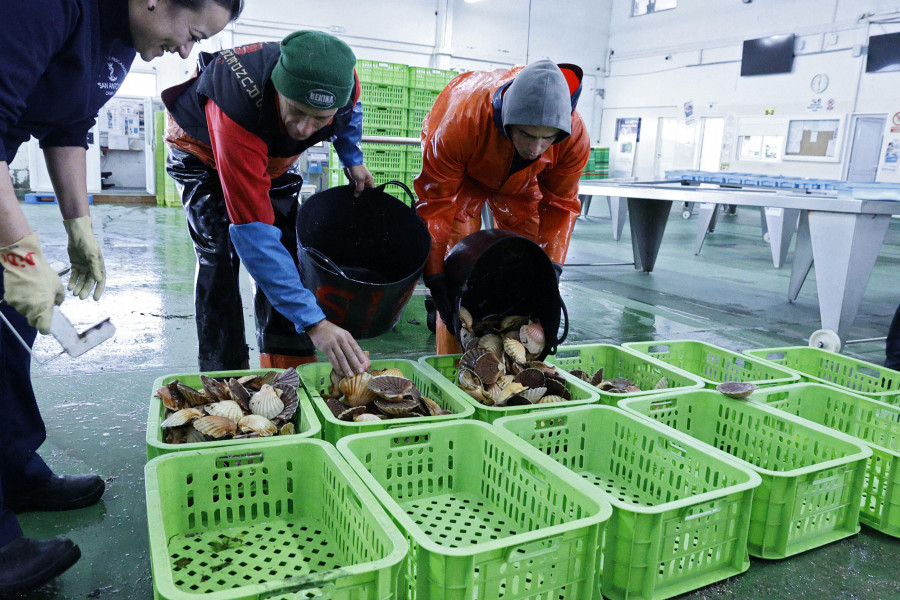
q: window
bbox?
[632,0,676,17]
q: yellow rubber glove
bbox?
[63,215,105,300]
[1,233,65,334]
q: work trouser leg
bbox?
[0,271,52,546]
[887,303,900,371]
[166,148,249,371]
[254,168,317,368]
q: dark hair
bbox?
[171,0,244,21]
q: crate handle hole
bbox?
[390,433,430,448]
[684,507,721,521]
[216,452,264,469]
[534,416,567,430]
[504,537,559,562]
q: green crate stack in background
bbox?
[154,109,182,207]
[582,146,609,180]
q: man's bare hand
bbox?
[345,164,375,197]
[306,319,370,376]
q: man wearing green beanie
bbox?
[163,30,374,377]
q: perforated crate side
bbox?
[357,59,410,86]
[750,383,900,537]
[496,406,759,600]
[623,340,801,388]
[620,390,872,558]
[146,439,407,600]
[407,88,441,110]
[336,421,611,600]
[408,66,457,91]
[359,143,406,172]
[745,346,900,404]
[360,83,408,108]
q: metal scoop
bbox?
[0,305,115,363]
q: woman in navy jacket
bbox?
[0,0,241,593]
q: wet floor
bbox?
[9,200,900,599]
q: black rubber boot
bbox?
[6,474,104,513]
[886,303,900,371]
[0,537,80,595]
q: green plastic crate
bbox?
[146,438,408,600]
[547,344,705,405]
[419,353,600,424]
[624,340,801,388]
[407,88,441,110]
[745,346,900,404]
[619,390,872,559]
[360,143,406,171]
[408,66,457,91]
[298,359,474,444]
[749,383,900,537]
[407,108,429,132]
[363,104,408,131]
[404,149,422,173]
[336,421,612,600]
[361,82,408,108]
[357,59,410,86]
[146,369,321,460]
[495,406,761,600]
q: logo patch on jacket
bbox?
[97,56,129,97]
[306,89,335,108]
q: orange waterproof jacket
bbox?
[414,65,589,276]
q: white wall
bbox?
[601,0,900,178]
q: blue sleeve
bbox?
[229,222,327,332]
[331,101,364,167]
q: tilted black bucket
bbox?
[443,229,569,360]
[296,181,430,338]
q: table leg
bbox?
[628,197,672,272]
[808,211,891,340]
[609,196,628,241]
[759,207,768,239]
[694,202,718,254]
[788,210,812,302]
[764,207,800,268]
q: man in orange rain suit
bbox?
[413,59,589,353]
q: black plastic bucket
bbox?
[443,229,569,359]
[295,181,430,338]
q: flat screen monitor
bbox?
[866,32,900,73]
[741,34,795,76]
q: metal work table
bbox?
[577,179,899,343]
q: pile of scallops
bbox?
[321,367,453,422]
[156,368,301,443]
[454,309,572,407]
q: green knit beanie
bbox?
[271,31,356,109]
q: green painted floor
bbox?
[9,200,900,600]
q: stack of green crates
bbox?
[154,109,181,207]
[582,146,609,180]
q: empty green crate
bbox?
[357,59,410,86]
[495,406,761,600]
[620,390,872,559]
[407,108,430,131]
[336,421,612,600]
[363,105,408,131]
[298,359,474,444]
[408,66,457,91]
[146,438,407,600]
[407,88,441,110]
[547,344,704,405]
[624,340,801,388]
[749,383,900,537]
[419,353,600,424]
[360,143,406,171]
[745,346,900,404]
[146,369,321,460]
[361,83,408,108]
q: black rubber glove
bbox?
[423,273,456,330]
[551,262,563,283]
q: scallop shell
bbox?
[156,382,185,411]
[503,338,528,364]
[338,405,367,421]
[474,352,504,386]
[226,378,252,412]
[421,396,444,416]
[460,347,490,371]
[204,400,244,424]
[654,377,669,390]
[279,422,295,435]
[373,398,420,417]
[185,427,207,444]
[518,386,547,403]
[485,381,527,406]
[273,367,300,390]
[457,368,483,390]
[514,368,546,389]
[477,334,504,358]
[590,369,606,387]
[544,377,572,400]
[569,369,591,382]
[249,384,285,419]
[537,394,567,404]
[368,374,413,401]
[200,375,231,401]
[372,367,405,378]
[716,381,758,399]
[500,315,528,331]
[161,407,205,428]
[519,322,545,355]
[273,386,299,423]
[354,413,383,422]
[459,306,474,329]
[459,327,477,349]
[239,414,277,436]
[192,415,237,438]
[177,382,210,407]
[339,373,377,407]
[323,368,343,400]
